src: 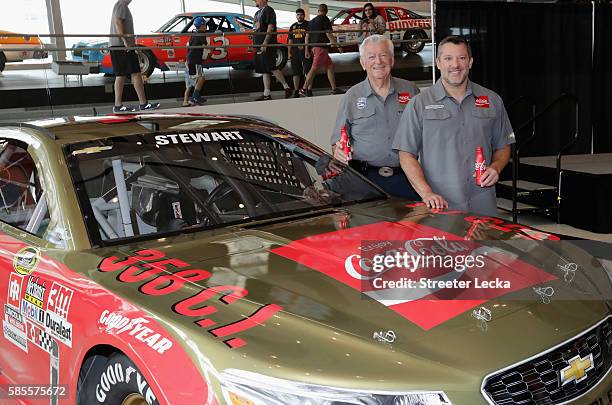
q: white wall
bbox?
[164,95,344,152]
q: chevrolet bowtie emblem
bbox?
[560,353,594,386]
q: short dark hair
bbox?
[295,8,305,14]
[318,3,328,13]
[437,35,472,58]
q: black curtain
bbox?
[436,1,596,157]
[593,3,612,153]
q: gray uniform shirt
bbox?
[109,0,134,47]
[392,79,515,215]
[332,77,420,167]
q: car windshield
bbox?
[65,126,385,245]
[156,16,193,33]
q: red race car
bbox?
[100,12,289,77]
[331,6,432,53]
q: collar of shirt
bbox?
[432,79,475,103]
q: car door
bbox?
[384,8,403,43]
[195,16,230,67]
[0,139,63,399]
[228,15,258,64]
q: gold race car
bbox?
[0,30,47,72]
[0,114,610,404]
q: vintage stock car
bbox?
[71,12,289,77]
[0,113,610,404]
[0,30,47,73]
[331,6,432,54]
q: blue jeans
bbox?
[365,167,419,201]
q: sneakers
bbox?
[255,94,272,101]
[113,105,137,114]
[331,88,346,95]
[293,90,300,98]
[139,102,160,111]
[299,89,313,97]
[188,97,206,106]
[284,88,293,99]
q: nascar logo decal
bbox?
[397,92,410,104]
[475,96,490,109]
[271,221,556,330]
[13,246,40,275]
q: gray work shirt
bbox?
[332,77,420,167]
[392,79,515,216]
[109,0,134,47]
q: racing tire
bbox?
[274,47,288,70]
[77,352,159,405]
[401,30,426,54]
[0,52,6,73]
[137,48,156,78]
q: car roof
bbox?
[2,114,280,146]
[177,12,251,18]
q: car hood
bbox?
[65,200,611,391]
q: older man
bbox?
[393,35,514,215]
[331,35,419,199]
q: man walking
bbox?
[393,35,515,215]
[109,0,159,113]
[288,8,310,98]
[253,0,292,100]
[183,16,208,107]
[300,4,344,97]
[332,35,419,199]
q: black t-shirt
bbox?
[289,21,309,44]
[187,32,208,64]
[308,15,332,48]
[254,5,277,45]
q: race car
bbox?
[0,30,47,72]
[0,113,611,404]
[71,13,289,77]
[331,6,432,53]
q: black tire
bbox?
[0,52,6,73]
[77,352,159,405]
[274,47,288,70]
[402,30,426,54]
[137,48,156,78]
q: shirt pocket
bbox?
[472,106,497,119]
[350,107,377,136]
[423,108,451,120]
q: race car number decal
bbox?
[98,250,283,349]
[203,36,230,61]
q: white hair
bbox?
[359,35,394,59]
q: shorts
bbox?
[184,63,204,88]
[311,47,331,70]
[254,47,277,74]
[110,47,141,76]
[290,49,311,76]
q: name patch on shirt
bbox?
[356,97,367,110]
[425,104,444,110]
[475,96,490,108]
[397,92,410,104]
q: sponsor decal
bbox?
[387,19,431,31]
[96,363,158,405]
[356,97,367,110]
[98,250,283,348]
[271,221,556,330]
[13,247,40,275]
[27,321,56,353]
[21,299,45,325]
[7,273,24,309]
[464,216,560,241]
[46,282,74,320]
[425,104,444,110]
[3,320,28,352]
[154,131,244,146]
[397,92,410,104]
[4,304,26,334]
[372,330,396,343]
[475,95,489,108]
[172,201,183,220]
[24,276,47,308]
[44,310,72,347]
[98,310,173,355]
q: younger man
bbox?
[183,16,208,106]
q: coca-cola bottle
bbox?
[475,146,486,185]
[340,125,352,161]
